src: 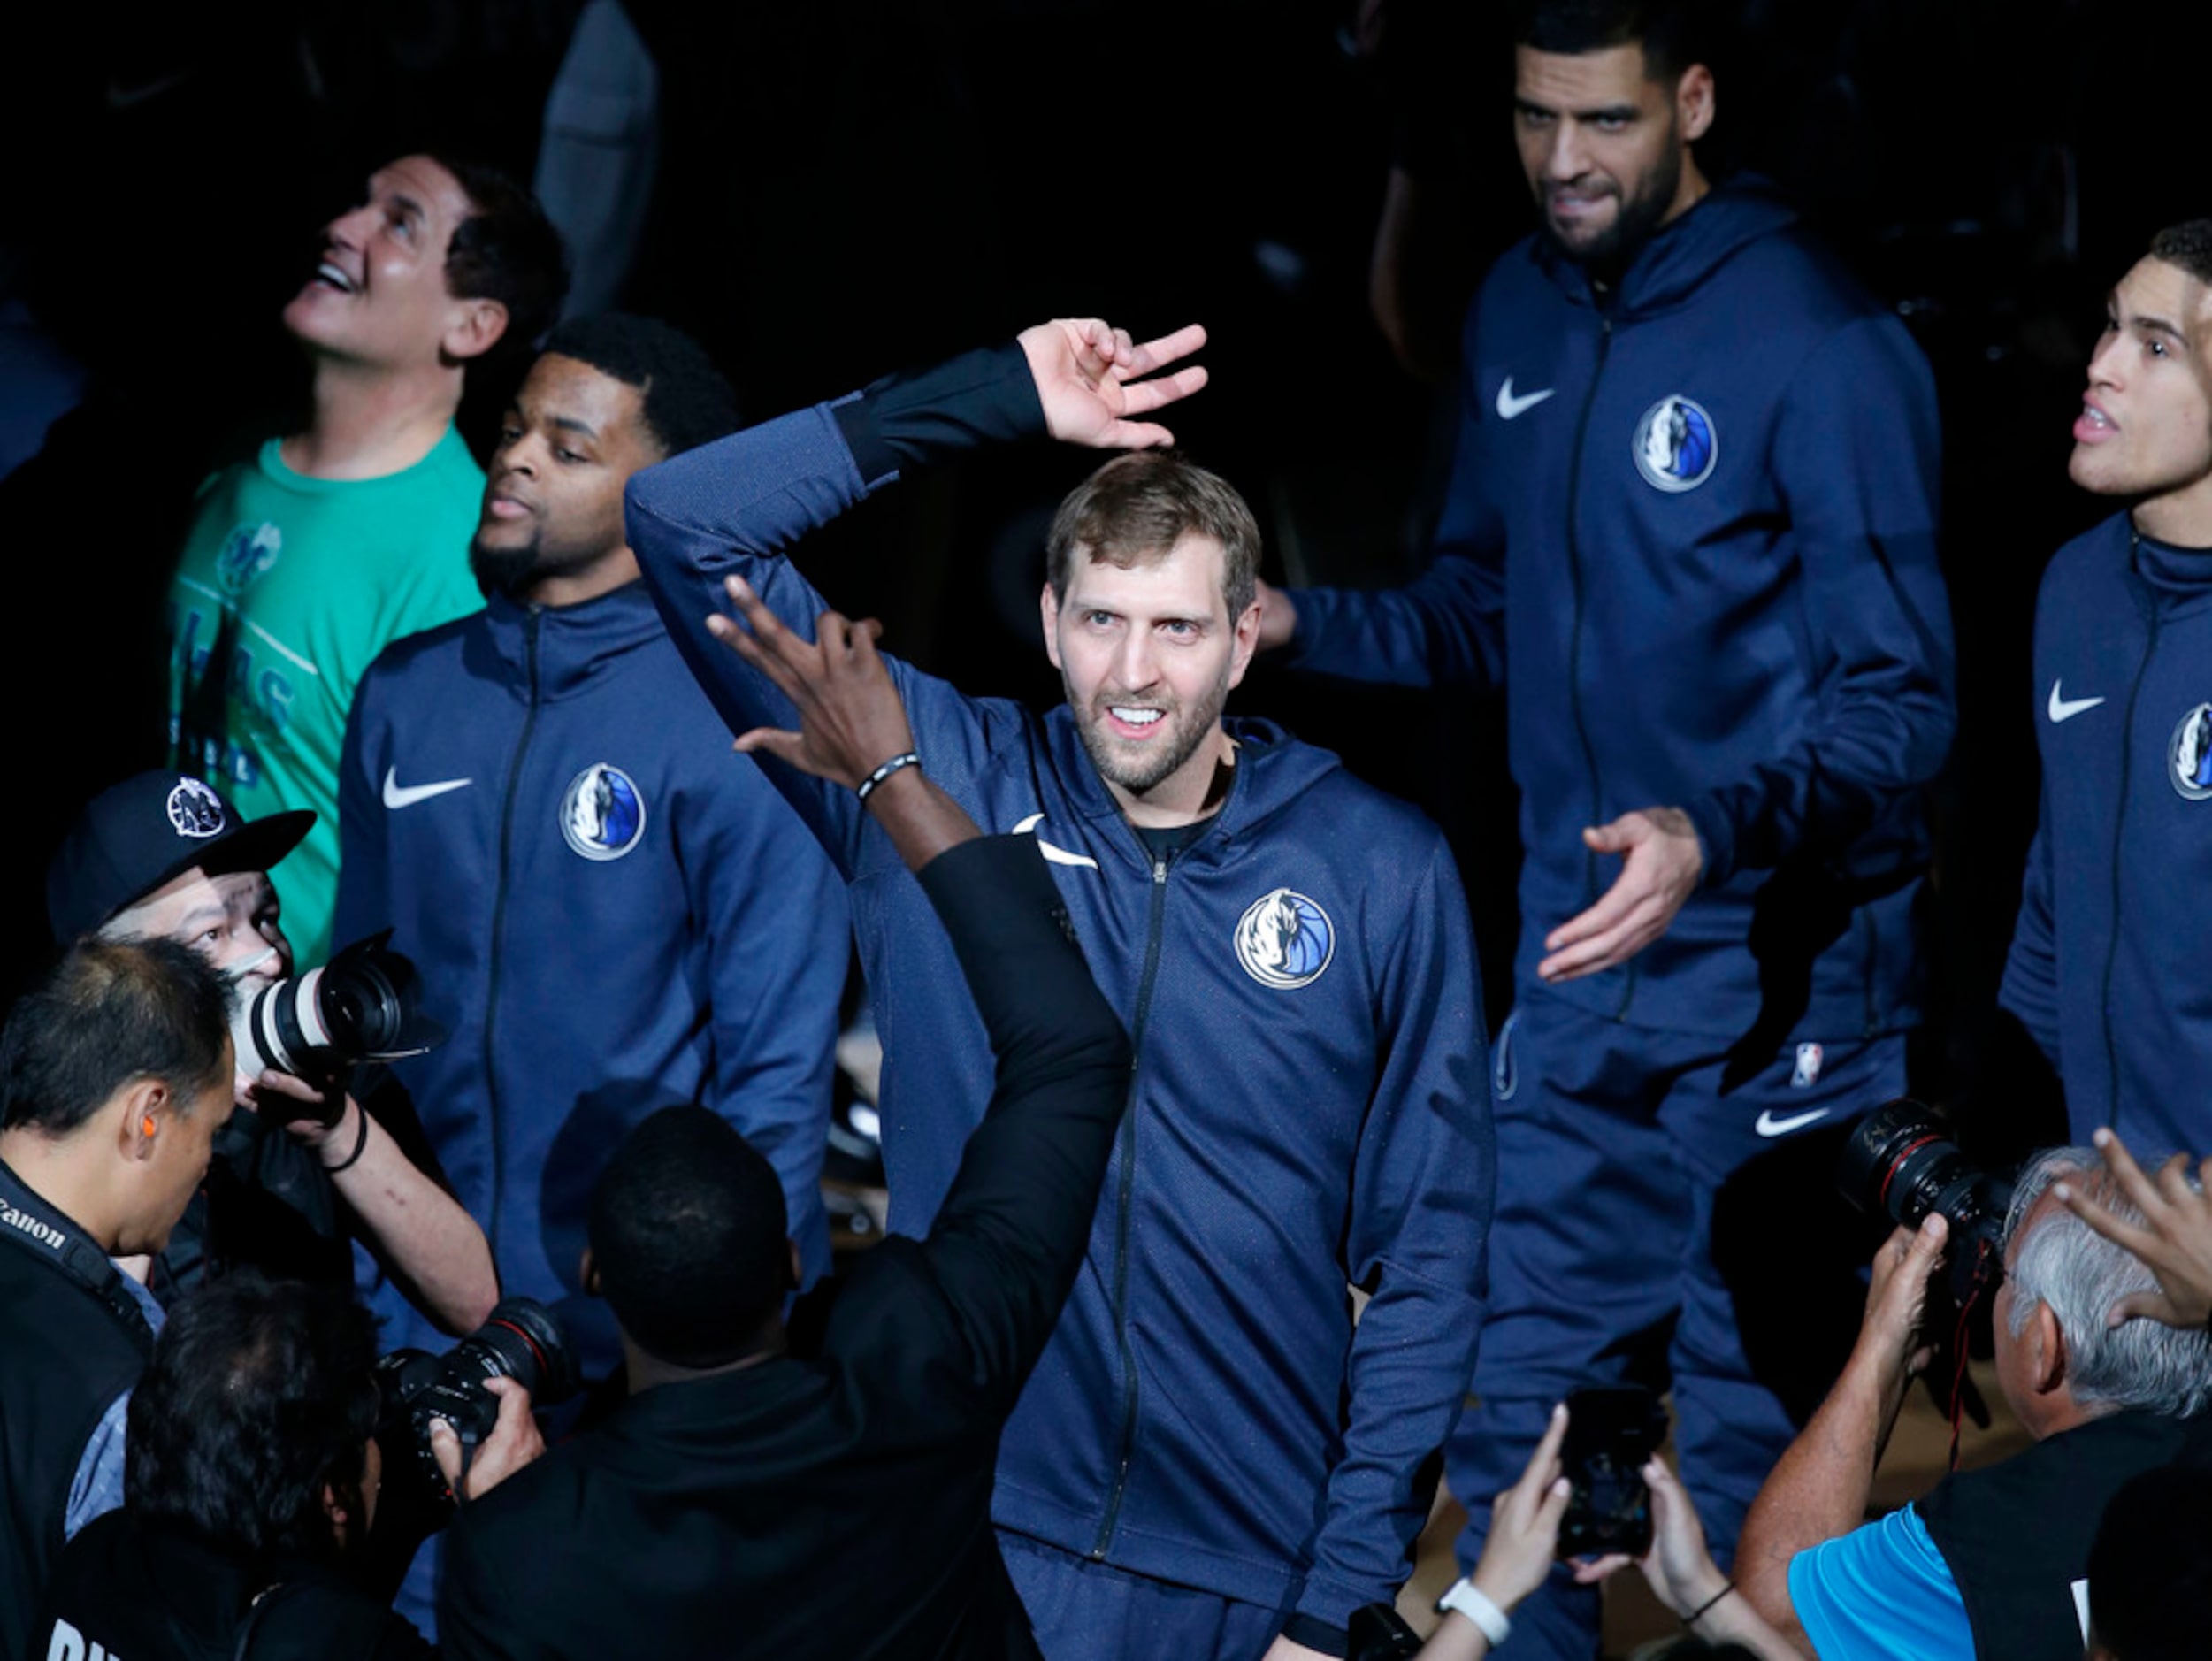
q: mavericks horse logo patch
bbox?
[1235,889,1335,991]
[561,764,647,861]
[1633,395,1719,493]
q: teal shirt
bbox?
[166,427,484,963]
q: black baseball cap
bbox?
[45,773,315,945]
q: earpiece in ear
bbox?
[142,1116,157,1138]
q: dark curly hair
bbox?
[2150,219,2212,287]
[542,313,742,457]
[126,1271,381,1565]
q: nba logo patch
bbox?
[1632,395,1719,493]
[560,763,647,861]
[1791,1042,1825,1090]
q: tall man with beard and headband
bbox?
[166,156,566,966]
[626,318,1492,1661]
[336,314,845,1386]
[1252,2,1955,1653]
[2001,220,2212,1152]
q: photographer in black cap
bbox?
[437,585,1132,1659]
[34,1270,542,1661]
[0,934,233,1661]
[47,772,494,1334]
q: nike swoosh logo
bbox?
[2047,680,2106,724]
[383,768,473,810]
[1010,812,1099,871]
[1496,378,1557,420]
[1756,1106,1830,1138]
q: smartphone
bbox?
[1556,1386,1667,1558]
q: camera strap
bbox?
[0,1159,157,1360]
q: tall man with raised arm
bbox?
[166,156,565,964]
[627,320,1493,1661]
[2001,219,2212,1151]
[1253,3,1954,1653]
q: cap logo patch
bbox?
[166,777,226,839]
[1235,888,1335,991]
[561,763,647,861]
[2171,703,2212,801]
[1633,395,1719,493]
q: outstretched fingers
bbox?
[1124,322,1209,379]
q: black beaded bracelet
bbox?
[855,751,921,803]
[1685,1581,1737,1628]
[325,1103,372,1175]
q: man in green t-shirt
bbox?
[167,155,566,963]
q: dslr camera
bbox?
[376,1297,580,1509]
[231,929,445,1090]
[1840,1098,2016,1303]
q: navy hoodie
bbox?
[334,581,846,1374]
[1288,183,1956,1042]
[2002,515,2212,1150]
[625,348,1494,1636]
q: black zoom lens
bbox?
[1839,1098,2014,1301]
[376,1297,581,1508]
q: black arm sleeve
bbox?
[905,835,1130,1406]
[831,341,1047,487]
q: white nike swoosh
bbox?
[2047,681,2106,724]
[1496,378,1557,420]
[383,768,473,810]
[1756,1106,1830,1138]
[1010,811,1099,871]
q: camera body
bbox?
[1840,1098,2015,1303]
[232,929,445,1087]
[376,1297,579,1507]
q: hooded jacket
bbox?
[1287,182,1956,1045]
[334,580,846,1374]
[625,348,1494,1636]
[2001,514,2212,1150]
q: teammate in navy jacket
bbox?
[1255,8,1954,1654]
[2002,220,2212,1152]
[627,320,1493,1661]
[335,315,846,1387]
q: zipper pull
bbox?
[1152,859,1168,885]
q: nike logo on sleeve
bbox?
[384,768,473,809]
[1755,1106,1830,1138]
[2047,681,2106,724]
[1495,379,1557,420]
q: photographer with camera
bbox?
[33,1269,543,1661]
[1737,1143,2212,1660]
[48,770,496,1335]
[0,936,233,1661]
[435,583,1132,1658]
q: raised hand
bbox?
[1538,808,1703,983]
[1017,318,1210,450]
[707,575,916,792]
[1473,1400,1577,1609]
[2056,1129,2212,1330]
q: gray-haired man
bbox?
[1735,1148,2212,1661]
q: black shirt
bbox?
[438,837,1131,1659]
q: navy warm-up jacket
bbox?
[2002,514,2212,1152]
[1287,182,1956,1045]
[334,582,846,1374]
[625,348,1494,1634]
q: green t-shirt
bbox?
[166,426,485,964]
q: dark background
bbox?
[4,0,2205,1162]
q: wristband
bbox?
[1685,1581,1736,1627]
[1438,1578,1511,1648]
[855,751,921,803]
[324,1102,372,1175]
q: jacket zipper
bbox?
[1091,849,1173,1559]
[2100,595,2157,1133]
[483,609,544,1257]
[1564,304,1628,1017]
